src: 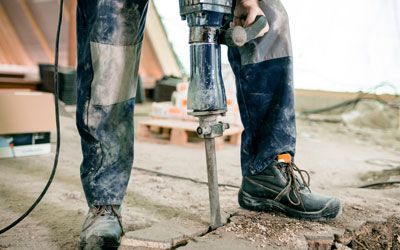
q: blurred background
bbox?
[1,0,399,140]
[2,0,400,89]
[1,0,399,129]
[156,0,400,93]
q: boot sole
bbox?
[238,189,342,221]
[79,235,120,250]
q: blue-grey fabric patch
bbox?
[90,42,141,106]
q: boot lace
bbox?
[274,162,311,209]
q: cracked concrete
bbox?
[121,218,209,249]
[0,103,399,249]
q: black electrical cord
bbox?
[359,181,400,189]
[0,0,63,235]
[134,167,240,189]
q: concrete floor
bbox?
[0,104,399,249]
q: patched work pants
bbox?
[228,0,296,176]
[76,0,149,205]
[76,0,295,206]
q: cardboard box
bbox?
[0,133,51,158]
[0,90,56,135]
[0,90,55,158]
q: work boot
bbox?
[238,154,342,220]
[79,205,124,250]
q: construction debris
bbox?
[342,100,399,129]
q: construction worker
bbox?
[76,0,342,248]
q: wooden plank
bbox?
[137,119,243,148]
[144,0,181,77]
[68,0,77,67]
[227,132,241,145]
[0,77,40,84]
[170,129,188,146]
[19,0,54,62]
[138,31,164,89]
[140,119,243,136]
[0,3,34,65]
[0,76,40,90]
[0,83,38,90]
[0,42,11,64]
[140,119,198,131]
[0,72,25,79]
[0,5,15,63]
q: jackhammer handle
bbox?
[224,15,268,47]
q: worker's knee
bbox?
[80,0,149,46]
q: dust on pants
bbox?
[228,0,296,176]
[76,0,149,206]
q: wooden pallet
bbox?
[137,119,242,149]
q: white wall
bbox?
[154,0,400,94]
[283,0,400,93]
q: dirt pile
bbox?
[224,211,329,248]
[223,211,400,250]
[335,216,400,249]
[342,100,399,130]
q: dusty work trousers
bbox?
[76,0,296,206]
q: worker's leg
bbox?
[76,0,149,247]
[228,0,341,220]
[76,0,148,208]
[228,0,295,176]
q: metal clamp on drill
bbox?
[179,0,268,230]
[197,117,230,139]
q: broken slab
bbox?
[182,232,263,250]
[334,242,352,250]
[121,217,209,249]
[305,235,334,250]
[121,212,232,249]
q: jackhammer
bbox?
[179,0,268,229]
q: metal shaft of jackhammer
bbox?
[178,0,233,230]
[204,138,222,229]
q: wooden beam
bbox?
[19,0,54,63]
[0,2,34,66]
[68,0,77,67]
[145,0,182,77]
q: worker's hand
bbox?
[233,0,269,38]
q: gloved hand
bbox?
[233,0,269,38]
